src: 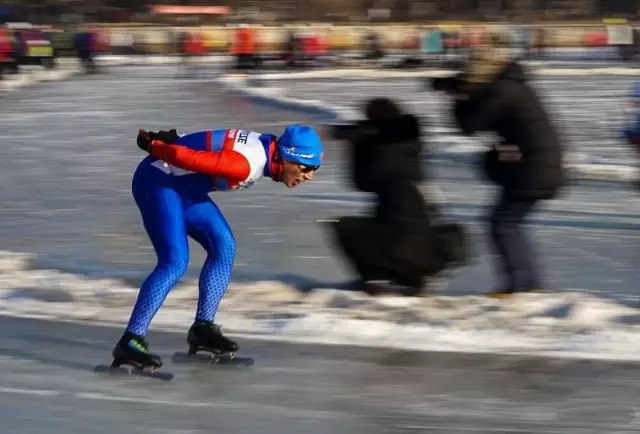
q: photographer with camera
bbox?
[431,46,565,298]
[328,98,468,297]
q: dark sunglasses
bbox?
[298,164,319,173]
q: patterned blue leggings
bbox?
[127,158,236,336]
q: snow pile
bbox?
[0,56,140,93]
[245,67,640,81]
[2,250,640,361]
[1,55,229,94]
[100,54,230,65]
[1,64,78,93]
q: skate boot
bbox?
[112,331,163,370]
[187,321,239,356]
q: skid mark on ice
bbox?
[0,385,348,420]
[0,387,59,396]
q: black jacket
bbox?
[344,113,442,274]
[349,114,430,225]
[454,61,565,200]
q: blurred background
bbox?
[0,2,640,433]
[1,0,640,64]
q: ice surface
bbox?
[4,314,640,434]
[0,60,639,361]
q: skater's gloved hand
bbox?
[152,129,179,144]
[137,129,179,153]
[137,129,152,153]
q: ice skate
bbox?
[111,332,163,370]
[172,321,254,367]
[186,321,239,357]
[93,332,172,380]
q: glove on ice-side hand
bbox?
[152,129,179,143]
[137,129,179,153]
[137,129,152,153]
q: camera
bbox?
[429,76,461,93]
[329,121,378,142]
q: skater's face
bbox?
[281,160,316,188]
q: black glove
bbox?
[137,129,152,153]
[136,129,179,153]
[152,129,179,143]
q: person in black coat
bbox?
[432,46,565,297]
[329,98,465,296]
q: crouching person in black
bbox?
[329,98,467,297]
[432,46,565,298]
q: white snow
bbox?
[1,55,229,94]
[247,67,640,80]
[1,64,78,93]
[0,56,144,93]
[1,250,640,361]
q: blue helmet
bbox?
[277,125,324,167]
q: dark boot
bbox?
[112,331,163,369]
[187,321,239,356]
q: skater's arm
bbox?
[150,142,250,179]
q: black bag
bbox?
[432,222,470,269]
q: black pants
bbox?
[331,217,441,286]
[235,54,256,70]
[488,192,540,292]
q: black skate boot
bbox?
[112,332,163,370]
[187,321,239,356]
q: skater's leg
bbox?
[184,198,239,354]
[126,182,189,336]
[184,198,236,322]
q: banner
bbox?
[607,25,633,45]
[420,30,443,53]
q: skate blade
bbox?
[171,351,255,367]
[93,364,174,381]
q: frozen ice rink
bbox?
[0,62,638,360]
[0,60,640,433]
[0,315,639,434]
